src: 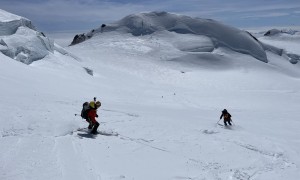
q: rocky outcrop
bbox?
[70,34,86,46]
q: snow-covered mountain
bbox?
[71,12,269,63]
[70,11,300,65]
[1,9,300,180]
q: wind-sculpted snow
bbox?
[117,12,267,62]
[71,11,268,62]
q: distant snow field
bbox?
[1,9,300,180]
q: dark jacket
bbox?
[220,110,231,121]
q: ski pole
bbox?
[216,119,221,125]
[231,119,235,126]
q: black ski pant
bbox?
[91,121,99,134]
[86,119,93,129]
[224,119,232,126]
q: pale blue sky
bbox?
[1,0,300,33]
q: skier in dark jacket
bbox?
[87,101,101,134]
[220,109,232,126]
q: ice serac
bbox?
[0,9,36,36]
[72,11,268,63]
[0,9,54,64]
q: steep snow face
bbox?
[0,9,54,64]
[72,11,267,62]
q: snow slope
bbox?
[1,10,300,180]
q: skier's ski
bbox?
[75,127,118,138]
[98,130,118,136]
[217,123,233,130]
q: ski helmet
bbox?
[89,101,95,108]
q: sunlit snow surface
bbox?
[1,11,300,180]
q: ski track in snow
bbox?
[208,127,295,180]
[0,111,298,180]
[102,108,140,118]
[1,87,299,180]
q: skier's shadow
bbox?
[77,133,96,139]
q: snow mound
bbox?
[71,11,268,63]
[0,9,75,65]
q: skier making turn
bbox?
[220,109,232,126]
[87,101,101,134]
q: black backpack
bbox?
[224,113,231,120]
[81,102,90,119]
